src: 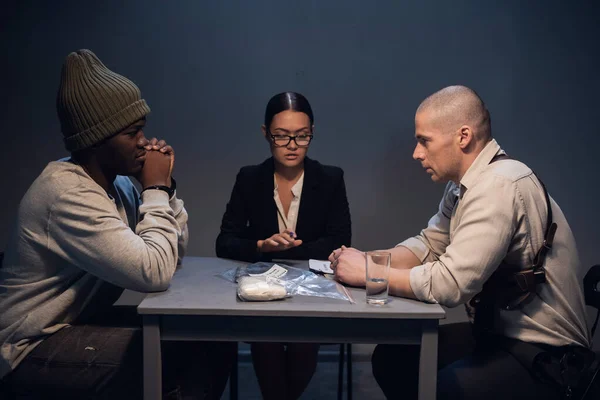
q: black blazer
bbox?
[216,157,351,262]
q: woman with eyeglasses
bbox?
[216,91,351,400]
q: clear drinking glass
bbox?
[365,251,391,305]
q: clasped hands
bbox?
[328,246,367,287]
[257,230,303,253]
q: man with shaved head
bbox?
[331,86,593,399]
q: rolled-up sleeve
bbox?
[408,176,518,307]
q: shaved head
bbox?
[417,85,491,141]
[413,85,494,183]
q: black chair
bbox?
[0,252,9,398]
[584,264,600,338]
[581,264,600,399]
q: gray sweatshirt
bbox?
[0,160,188,378]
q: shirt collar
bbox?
[459,139,505,192]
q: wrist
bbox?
[142,180,169,189]
[168,176,176,195]
[141,177,176,198]
[141,185,173,198]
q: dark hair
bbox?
[264,92,314,130]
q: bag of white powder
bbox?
[220,262,354,303]
[237,276,288,301]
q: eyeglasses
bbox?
[269,133,313,147]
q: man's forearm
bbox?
[388,268,417,299]
[388,246,421,270]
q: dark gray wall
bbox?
[2,1,599,338]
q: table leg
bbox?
[418,320,438,400]
[230,342,238,400]
[143,315,162,400]
[337,343,344,400]
[347,343,353,400]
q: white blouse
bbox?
[273,172,304,234]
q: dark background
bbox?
[2,0,599,344]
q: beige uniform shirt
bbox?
[401,139,590,348]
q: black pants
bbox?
[1,322,235,399]
[371,322,561,400]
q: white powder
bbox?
[237,276,287,301]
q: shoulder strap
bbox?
[490,154,558,271]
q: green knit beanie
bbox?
[57,49,151,152]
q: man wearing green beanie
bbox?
[0,49,233,399]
